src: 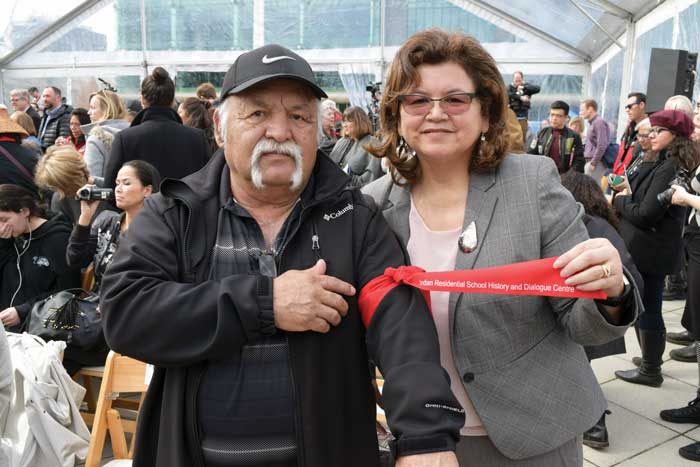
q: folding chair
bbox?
[84,351,149,467]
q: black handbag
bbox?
[27,288,104,350]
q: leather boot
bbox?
[583,410,611,449]
[615,329,665,387]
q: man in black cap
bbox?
[100,44,463,467]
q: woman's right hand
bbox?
[610,175,629,192]
[77,184,100,227]
[671,184,691,206]
[0,223,13,239]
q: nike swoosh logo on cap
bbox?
[261,54,296,64]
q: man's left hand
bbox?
[396,451,459,467]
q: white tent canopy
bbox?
[0,0,695,135]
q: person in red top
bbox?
[611,92,648,175]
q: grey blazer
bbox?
[363,154,638,460]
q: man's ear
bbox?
[213,108,224,148]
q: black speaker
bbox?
[646,48,697,113]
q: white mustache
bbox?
[250,138,304,190]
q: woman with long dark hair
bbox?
[614,110,700,387]
[178,97,217,154]
[0,184,79,332]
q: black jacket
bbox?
[613,151,685,274]
[0,213,80,331]
[100,154,464,467]
[528,126,585,173]
[20,106,42,135]
[508,82,540,118]
[39,104,72,150]
[0,140,38,194]
[103,106,210,189]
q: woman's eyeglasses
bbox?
[649,127,670,136]
[397,92,478,115]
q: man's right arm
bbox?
[100,197,275,366]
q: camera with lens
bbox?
[76,186,114,202]
[366,81,381,96]
[657,168,690,206]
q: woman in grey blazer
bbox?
[328,106,383,187]
[363,30,639,466]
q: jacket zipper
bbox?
[286,335,306,467]
[189,368,207,467]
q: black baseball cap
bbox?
[220,44,327,100]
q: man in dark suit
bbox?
[103,67,210,188]
[9,89,41,134]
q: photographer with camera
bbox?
[508,71,540,144]
[59,160,160,375]
[614,110,700,388]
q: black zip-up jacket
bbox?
[0,213,80,330]
[100,153,464,467]
[528,126,585,173]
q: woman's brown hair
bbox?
[369,29,509,185]
[141,67,175,107]
[343,106,373,140]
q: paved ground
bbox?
[585,299,700,466]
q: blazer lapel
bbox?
[450,168,499,332]
[382,182,411,247]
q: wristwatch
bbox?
[595,274,632,307]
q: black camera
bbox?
[76,186,114,201]
[366,81,381,96]
[657,168,690,206]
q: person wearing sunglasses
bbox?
[614,110,700,388]
[610,92,648,176]
[364,29,639,466]
[527,100,585,174]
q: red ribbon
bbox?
[358,257,607,327]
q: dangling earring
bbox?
[397,136,416,160]
[478,132,486,157]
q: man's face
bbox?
[9,93,28,112]
[219,79,319,193]
[579,104,589,120]
[513,72,523,86]
[42,88,60,110]
[625,96,645,122]
[549,108,567,129]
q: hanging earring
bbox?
[397,136,416,160]
[478,132,486,157]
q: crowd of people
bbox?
[0,27,699,467]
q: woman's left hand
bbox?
[671,184,690,206]
[553,238,624,298]
[0,307,20,327]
